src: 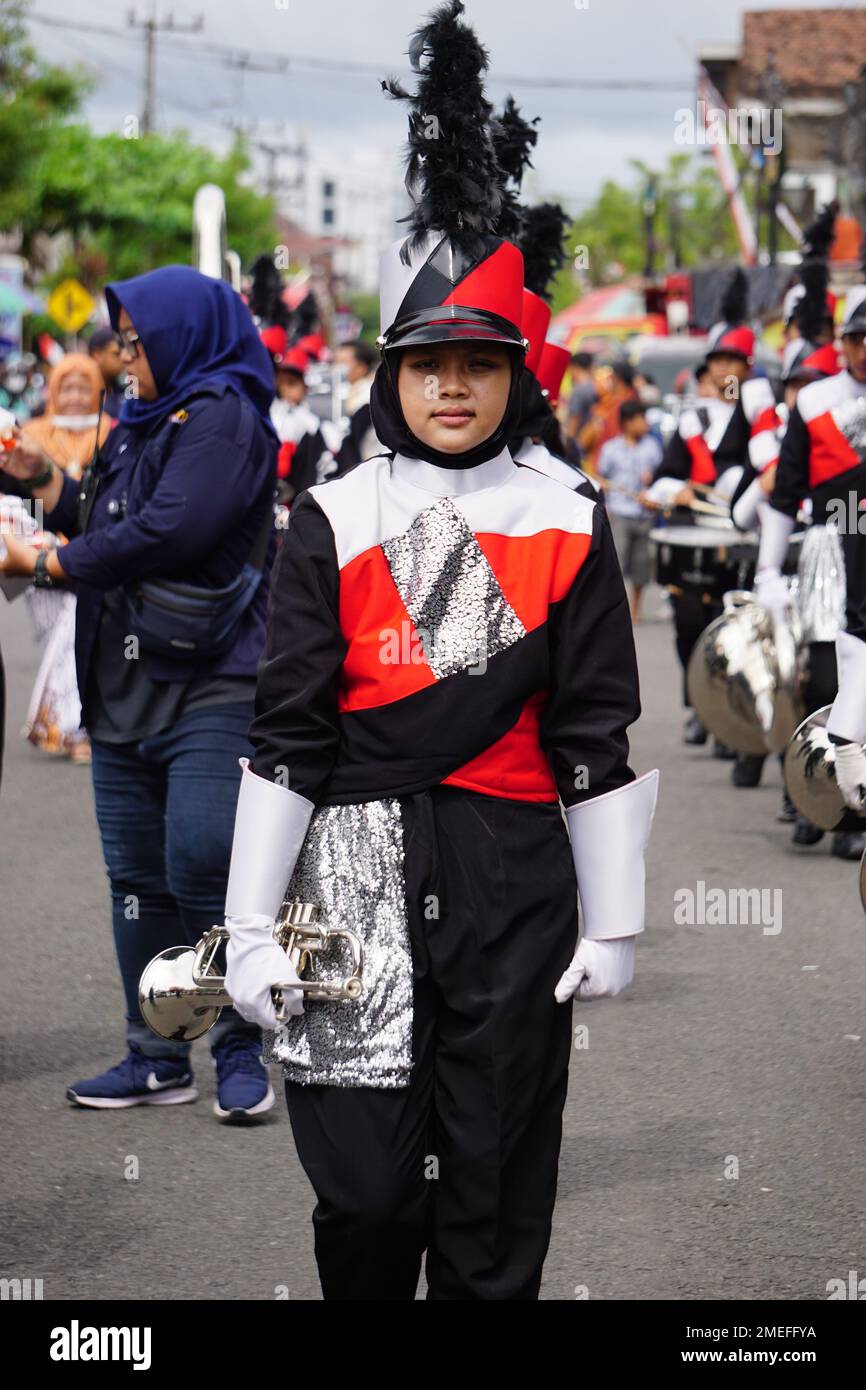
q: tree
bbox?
[552,150,798,298]
[1,2,278,285]
[26,126,278,284]
[0,0,89,230]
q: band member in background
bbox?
[220,0,658,1301]
[648,268,767,781]
[334,339,381,470]
[828,575,866,816]
[755,265,866,861]
[261,327,337,501]
[730,205,842,835]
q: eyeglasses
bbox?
[118,330,142,358]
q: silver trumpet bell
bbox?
[784,706,866,833]
[138,900,364,1042]
[686,590,804,756]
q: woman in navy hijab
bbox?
[1,266,280,1121]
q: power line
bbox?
[29,11,692,92]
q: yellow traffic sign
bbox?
[47,278,95,334]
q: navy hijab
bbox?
[105,265,275,431]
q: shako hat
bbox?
[706,267,755,360]
[377,1,527,354]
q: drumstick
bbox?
[596,476,728,521]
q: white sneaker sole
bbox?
[213,1082,276,1122]
[66,1086,199,1109]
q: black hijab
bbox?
[369,344,526,470]
[510,365,567,459]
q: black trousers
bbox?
[285,786,579,1300]
[671,591,723,707]
[803,640,837,713]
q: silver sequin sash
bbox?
[264,798,414,1089]
[381,496,525,678]
[794,523,846,645]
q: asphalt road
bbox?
[1,586,864,1301]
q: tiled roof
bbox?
[739,8,866,89]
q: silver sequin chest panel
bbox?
[264,798,413,1089]
[381,496,526,678]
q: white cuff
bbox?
[731,476,763,532]
[565,770,660,940]
[224,757,315,920]
[678,409,702,441]
[713,465,743,502]
[645,476,684,507]
[828,632,866,743]
[756,507,795,576]
[748,429,780,471]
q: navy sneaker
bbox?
[212,1034,275,1124]
[66,1045,197,1109]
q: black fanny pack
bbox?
[125,501,273,661]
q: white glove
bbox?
[754,568,791,624]
[225,913,305,1031]
[555,936,635,1003]
[834,742,866,814]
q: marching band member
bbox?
[648,269,760,763]
[220,0,658,1301]
[261,327,337,500]
[826,279,866,817]
[755,267,866,860]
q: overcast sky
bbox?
[26,0,865,211]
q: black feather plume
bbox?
[520,202,569,300]
[720,266,748,325]
[490,96,539,240]
[382,0,502,256]
[794,201,837,344]
[248,254,289,329]
[801,200,838,260]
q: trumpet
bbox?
[138,900,363,1042]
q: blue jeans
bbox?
[90,702,260,1060]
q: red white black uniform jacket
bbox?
[770,370,866,639]
[656,397,750,486]
[249,448,640,808]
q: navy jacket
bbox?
[46,383,277,707]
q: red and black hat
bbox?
[377,1,527,354]
[783,202,842,380]
[536,341,571,406]
[781,337,840,384]
[706,268,755,360]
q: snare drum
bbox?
[650,525,759,603]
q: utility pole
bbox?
[128,6,205,135]
[642,175,657,279]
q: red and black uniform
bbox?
[249,447,639,1298]
[770,369,866,706]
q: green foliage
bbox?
[25,127,277,284]
[0,0,90,226]
[558,150,797,294]
[347,292,381,343]
[1,3,278,287]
